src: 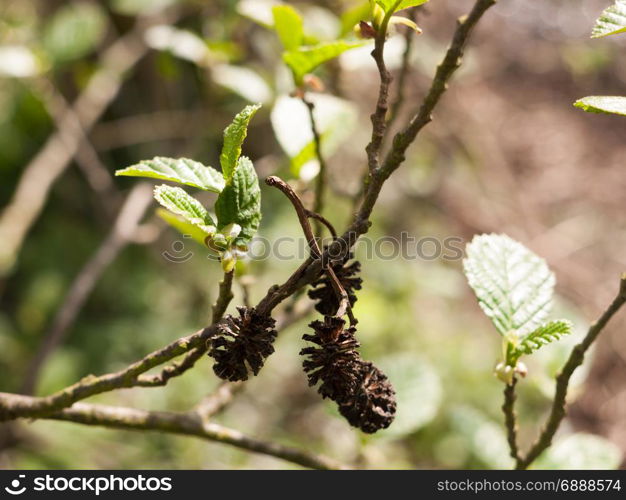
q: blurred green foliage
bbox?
[0,0,623,469]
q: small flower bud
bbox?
[495,361,515,385]
[355,21,377,39]
[515,361,528,378]
[303,74,325,92]
[221,222,242,241]
[221,250,236,273]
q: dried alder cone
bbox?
[301,316,362,400]
[208,307,277,381]
[301,316,396,433]
[308,253,363,316]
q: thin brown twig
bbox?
[515,274,626,470]
[137,271,235,388]
[195,381,243,420]
[266,176,352,320]
[306,210,337,240]
[0,0,498,453]
[265,177,321,260]
[0,325,217,420]
[256,0,498,319]
[302,96,328,238]
[365,8,396,174]
[502,377,521,463]
[20,184,154,395]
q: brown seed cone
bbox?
[338,361,397,434]
[300,316,362,400]
[301,316,397,433]
[208,307,277,381]
[308,254,362,316]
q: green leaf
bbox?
[215,156,261,246]
[272,5,304,50]
[115,157,225,192]
[43,3,108,63]
[283,41,365,85]
[220,104,262,181]
[153,185,216,235]
[574,96,626,116]
[156,208,209,245]
[514,320,572,358]
[463,234,555,336]
[376,0,429,15]
[591,0,626,38]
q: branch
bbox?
[21,184,153,395]
[211,271,235,323]
[382,0,497,182]
[195,381,243,420]
[0,16,161,276]
[516,274,626,469]
[365,10,395,173]
[0,326,216,420]
[4,398,347,470]
[502,378,521,463]
[135,271,235,388]
[0,0,497,439]
[302,97,329,238]
[256,0,498,317]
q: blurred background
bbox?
[1,0,626,469]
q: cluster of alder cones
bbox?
[207,253,396,433]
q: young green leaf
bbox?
[513,320,572,358]
[272,5,304,50]
[156,208,209,245]
[116,157,225,192]
[591,0,626,38]
[283,41,365,86]
[375,0,429,15]
[153,185,216,235]
[574,96,626,116]
[463,234,556,336]
[220,104,262,181]
[215,156,261,246]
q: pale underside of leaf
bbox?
[463,234,556,336]
[220,104,262,180]
[156,208,209,245]
[116,157,225,192]
[591,0,626,38]
[574,96,626,116]
[153,185,216,235]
